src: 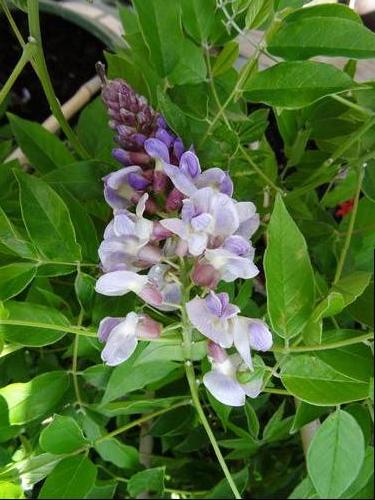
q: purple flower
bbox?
[103,166,150,210]
[98,312,161,366]
[160,187,240,256]
[203,343,264,407]
[99,195,161,272]
[204,235,259,282]
[186,291,239,347]
[232,317,273,369]
[186,292,273,367]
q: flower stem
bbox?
[27,0,89,159]
[184,361,242,499]
[72,309,84,408]
[0,43,35,106]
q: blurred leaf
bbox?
[95,439,139,470]
[362,160,375,202]
[128,467,165,497]
[0,206,37,260]
[291,402,328,433]
[212,41,239,77]
[14,170,81,262]
[340,446,374,498]
[0,263,36,301]
[0,371,69,425]
[38,455,97,499]
[0,482,24,499]
[245,0,273,29]
[40,415,88,454]
[307,410,365,498]
[8,114,74,173]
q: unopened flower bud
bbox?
[165,188,184,212]
[192,262,220,289]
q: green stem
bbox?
[240,145,282,193]
[332,94,374,117]
[0,319,96,337]
[185,361,242,499]
[0,43,35,106]
[272,332,373,353]
[72,308,84,407]
[95,400,191,444]
[27,0,89,159]
[333,165,364,284]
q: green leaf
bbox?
[76,99,116,163]
[180,0,225,44]
[332,272,372,308]
[128,467,165,497]
[0,263,36,301]
[95,439,139,470]
[0,482,24,499]
[0,371,69,424]
[102,357,178,403]
[268,5,375,60]
[340,446,374,498]
[43,160,106,202]
[264,194,315,338]
[75,272,96,314]
[0,206,37,260]
[291,401,328,433]
[14,170,81,261]
[363,160,375,202]
[8,114,74,174]
[244,61,355,109]
[169,39,206,85]
[38,455,97,499]
[84,480,117,499]
[39,415,88,454]
[0,301,69,346]
[212,41,239,77]
[281,353,371,405]
[245,0,273,29]
[288,476,318,499]
[132,0,180,77]
[307,410,365,499]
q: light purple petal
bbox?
[187,232,208,256]
[224,236,251,256]
[211,193,239,236]
[203,370,245,407]
[191,213,212,232]
[104,166,141,189]
[186,297,233,347]
[95,271,148,296]
[196,168,233,196]
[247,319,273,351]
[144,138,170,163]
[160,218,188,239]
[101,314,139,366]
[113,214,135,236]
[205,292,223,317]
[179,151,201,178]
[98,317,123,343]
[163,163,197,197]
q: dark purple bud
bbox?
[173,138,185,161]
[128,172,150,190]
[112,148,132,165]
[155,128,174,148]
[153,170,168,193]
[165,188,184,212]
[156,115,167,129]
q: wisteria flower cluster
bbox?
[95,74,273,407]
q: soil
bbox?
[0,9,105,122]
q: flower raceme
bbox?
[95,75,273,406]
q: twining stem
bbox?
[95,400,191,444]
[184,361,242,500]
[0,43,36,106]
[333,165,365,284]
[0,0,26,48]
[26,0,89,158]
[271,332,373,353]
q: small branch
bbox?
[0,43,35,106]
[333,164,365,284]
[271,332,374,353]
[185,361,242,499]
[72,308,84,408]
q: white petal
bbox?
[188,232,208,256]
[160,218,188,239]
[232,317,253,369]
[248,319,273,351]
[95,271,148,296]
[203,370,245,407]
[163,163,197,196]
[241,377,263,399]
